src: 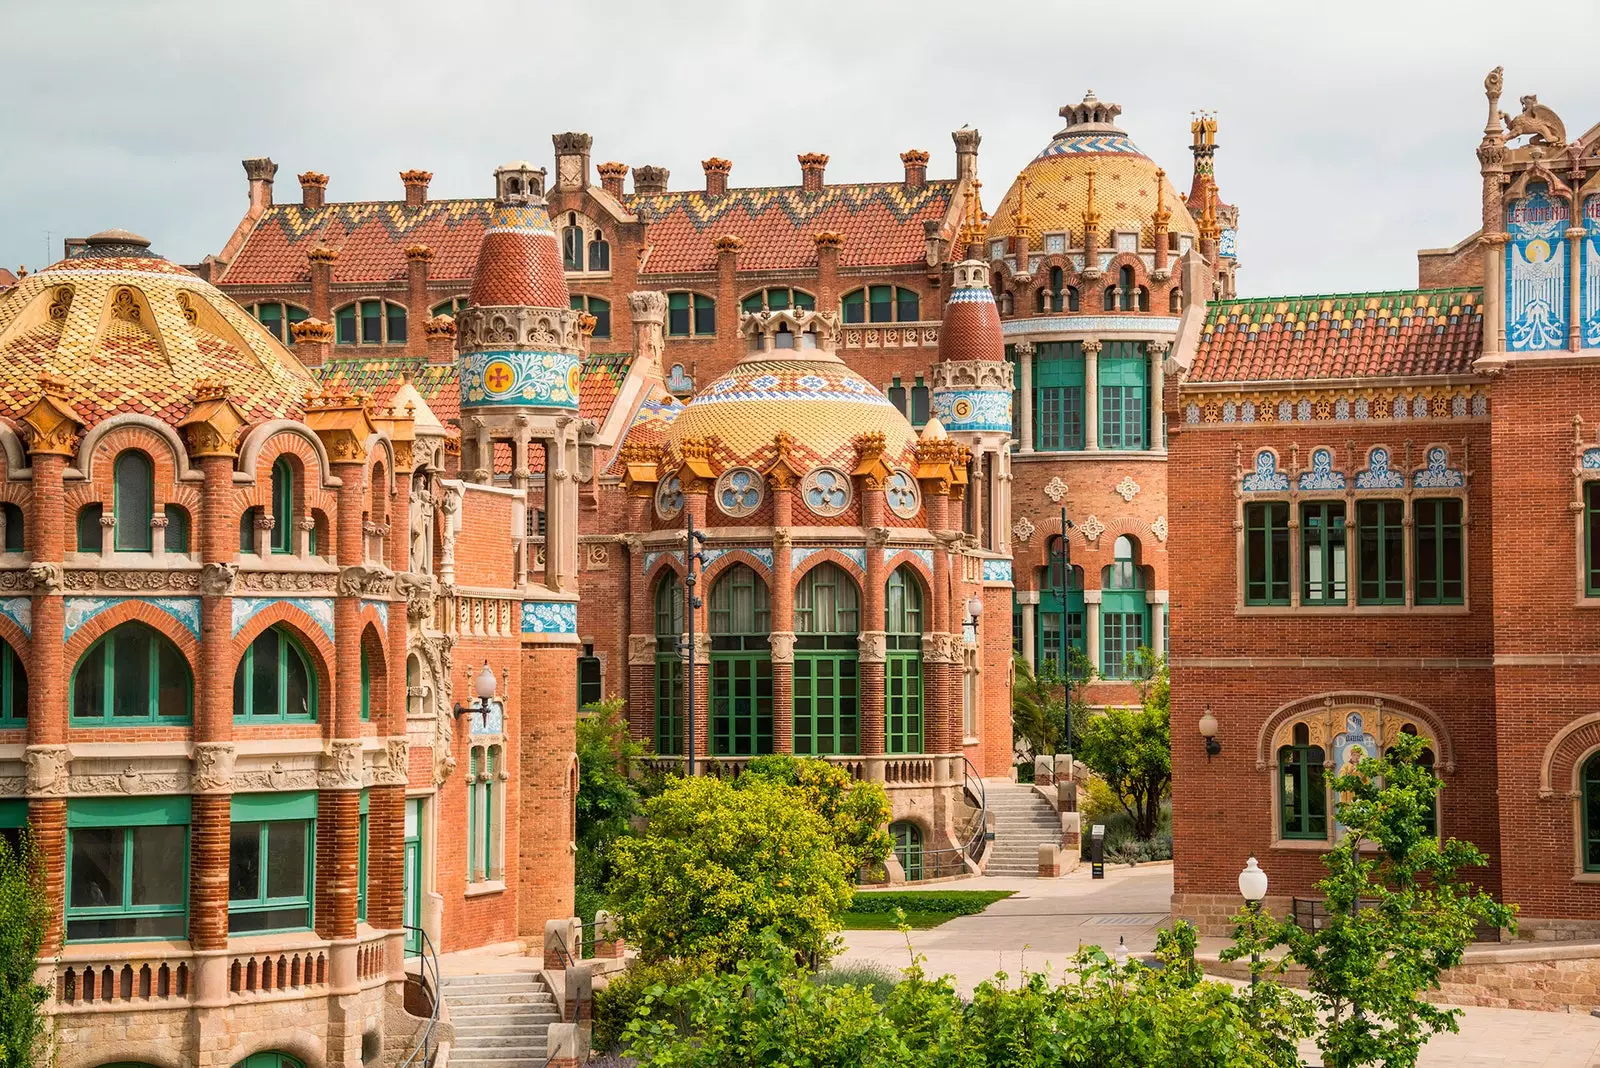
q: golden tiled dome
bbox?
[0,231,317,428]
[986,92,1197,249]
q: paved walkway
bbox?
[838,864,1600,1067]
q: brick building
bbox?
[1168,68,1600,939]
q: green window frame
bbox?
[570,295,611,339]
[1100,612,1146,680]
[234,1053,307,1068]
[386,301,407,344]
[1357,499,1405,605]
[163,505,190,554]
[885,565,924,755]
[335,304,357,345]
[1415,498,1464,605]
[251,303,309,344]
[77,503,104,552]
[667,291,718,338]
[909,376,930,426]
[578,645,602,708]
[360,300,384,344]
[430,297,470,318]
[741,288,815,314]
[360,644,371,721]
[710,564,772,756]
[113,451,153,552]
[562,221,584,271]
[1587,482,1600,597]
[466,746,499,882]
[0,798,24,855]
[1583,752,1600,872]
[228,791,316,935]
[66,797,190,942]
[0,640,27,727]
[1100,537,1148,679]
[233,626,317,722]
[1034,342,1086,452]
[71,623,192,724]
[270,457,295,554]
[654,573,685,755]
[1244,502,1290,605]
[1278,725,1327,840]
[1098,343,1148,450]
[793,563,860,756]
[890,821,923,881]
[1301,501,1347,605]
[357,790,369,924]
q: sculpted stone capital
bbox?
[27,563,62,594]
[320,741,364,789]
[768,631,796,664]
[1012,340,1035,358]
[858,631,887,663]
[628,634,657,666]
[772,527,793,552]
[375,738,410,786]
[338,563,394,598]
[866,526,892,549]
[192,743,236,793]
[693,633,713,662]
[1081,338,1103,356]
[199,562,238,596]
[25,745,69,795]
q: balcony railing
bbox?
[841,322,940,350]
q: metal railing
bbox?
[909,757,990,880]
[399,925,441,1068]
[547,920,604,967]
[1291,897,1501,943]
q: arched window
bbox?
[233,1052,307,1068]
[334,300,407,345]
[1034,288,1046,313]
[1038,539,1085,671]
[885,566,923,754]
[742,288,816,314]
[270,457,295,554]
[587,229,611,272]
[0,501,21,554]
[0,639,27,726]
[890,821,923,882]
[654,572,684,756]
[1103,286,1117,311]
[163,506,190,554]
[1100,536,1149,679]
[1400,723,1440,837]
[1583,752,1600,872]
[249,303,310,345]
[406,654,424,720]
[1067,286,1080,312]
[794,563,860,756]
[1278,722,1328,840]
[666,292,716,338]
[113,451,153,552]
[1169,287,1182,313]
[562,214,584,271]
[72,622,191,723]
[569,295,611,339]
[360,644,371,721]
[430,297,470,318]
[1103,535,1145,591]
[1118,265,1137,312]
[233,626,316,722]
[840,286,917,324]
[709,564,771,756]
[1048,267,1064,313]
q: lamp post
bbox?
[1238,855,1269,988]
[453,659,502,731]
[683,509,707,776]
[1199,706,1221,759]
[1054,505,1072,753]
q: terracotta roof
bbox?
[0,269,16,290]
[222,200,493,285]
[627,181,954,273]
[469,203,568,308]
[937,271,1003,362]
[1188,289,1484,384]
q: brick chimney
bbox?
[307,246,337,321]
[243,157,278,211]
[632,165,670,196]
[715,235,742,318]
[901,150,929,190]
[798,153,829,193]
[597,161,628,199]
[425,314,457,364]
[404,245,433,357]
[814,232,844,307]
[291,318,333,366]
[400,170,432,208]
[702,158,732,197]
[952,127,980,181]
[299,171,328,211]
[553,132,594,192]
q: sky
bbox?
[2,0,1598,297]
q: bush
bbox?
[0,834,48,1068]
[845,891,1011,917]
[593,956,707,1054]
[1077,775,1121,824]
[1106,833,1173,865]
[816,961,900,1005]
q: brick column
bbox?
[859,508,888,760]
[192,454,238,953]
[308,246,337,324]
[683,482,711,761]
[369,420,414,935]
[520,641,577,935]
[405,246,434,358]
[768,527,794,754]
[25,435,69,948]
[924,495,953,756]
[1015,341,1034,454]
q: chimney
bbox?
[597,161,628,199]
[702,158,732,197]
[628,291,667,373]
[425,314,457,365]
[814,232,844,307]
[553,132,594,192]
[307,246,337,321]
[401,170,432,209]
[632,165,670,196]
[798,153,829,193]
[298,171,328,211]
[922,219,947,268]
[405,246,433,357]
[715,235,742,318]
[951,127,980,182]
[291,318,334,367]
[243,157,278,211]
[901,149,929,190]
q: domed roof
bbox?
[937,261,1004,362]
[662,312,918,473]
[986,91,1197,249]
[0,232,317,427]
[468,167,568,309]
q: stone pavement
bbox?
[837,863,1600,1067]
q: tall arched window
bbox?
[587,229,611,272]
[654,572,684,756]
[794,563,860,756]
[1048,267,1065,313]
[113,451,153,552]
[890,820,923,881]
[270,457,295,554]
[1038,547,1085,672]
[1583,753,1600,872]
[1118,265,1137,312]
[233,626,316,722]
[163,505,190,554]
[885,565,924,754]
[709,564,771,756]
[72,622,191,724]
[0,639,27,726]
[562,214,584,272]
[1100,536,1149,679]
[1278,722,1327,840]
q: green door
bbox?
[711,655,773,756]
[794,653,858,755]
[404,798,422,955]
[233,1055,305,1068]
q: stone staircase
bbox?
[982,780,1064,877]
[441,972,561,1068]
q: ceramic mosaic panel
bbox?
[66,596,201,640]
[459,348,581,409]
[521,600,578,635]
[231,597,334,641]
[1505,188,1571,352]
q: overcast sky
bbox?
[3,0,1597,296]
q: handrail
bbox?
[548,920,603,968]
[399,925,441,1068]
[960,755,989,869]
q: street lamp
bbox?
[1053,506,1073,752]
[1238,856,1269,988]
[963,594,984,640]
[453,659,502,730]
[1199,705,1221,759]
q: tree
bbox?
[575,696,645,919]
[741,755,892,873]
[0,834,48,1068]
[609,774,856,969]
[1223,731,1517,1068]
[1073,652,1169,839]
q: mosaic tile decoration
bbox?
[1001,315,1180,336]
[361,599,389,629]
[884,547,935,570]
[699,546,775,571]
[792,546,868,571]
[932,388,1012,433]
[521,599,578,635]
[231,596,335,641]
[0,597,31,636]
[982,559,1014,583]
[459,349,580,409]
[65,596,201,640]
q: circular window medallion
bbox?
[953,397,974,420]
[715,467,764,518]
[885,469,921,519]
[801,467,851,517]
[654,476,684,521]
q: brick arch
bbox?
[1539,714,1600,798]
[59,1043,186,1068]
[71,424,189,521]
[220,1034,327,1068]
[0,423,26,476]
[640,552,686,584]
[64,602,201,678]
[238,421,335,488]
[1255,691,1455,774]
[790,548,866,585]
[360,622,391,732]
[700,547,774,585]
[230,604,336,715]
[883,550,934,591]
[1101,250,1151,284]
[364,436,396,495]
[240,430,338,520]
[0,614,30,664]
[75,414,195,484]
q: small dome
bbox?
[937,260,1003,363]
[987,92,1196,250]
[391,378,444,435]
[0,236,317,428]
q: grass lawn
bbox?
[842,889,1014,930]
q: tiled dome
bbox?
[937,260,1004,363]
[0,231,318,427]
[468,164,568,309]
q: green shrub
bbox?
[593,957,707,1054]
[845,890,1012,917]
[1077,775,1121,824]
[816,960,901,1005]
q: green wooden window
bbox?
[270,456,295,553]
[163,505,190,554]
[1301,501,1347,605]
[72,623,191,724]
[840,286,918,323]
[1098,344,1148,450]
[360,300,383,344]
[890,821,923,881]
[1037,556,1086,671]
[467,746,499,882]
[113,451,153,552]
[794,563,859,639]
[77,503,103,552]
[1100,536,1148,679]
[589,231,611,271]
[386,302,407,344]
[1588,483,1600,597]
[0,640,27,727]
[1357,500,1405,605]
[578,644,602,708]
[239,507,258,553]
[431,297,470,318]
[360,644,371,721]
[742,288,815,314]
[1101,612,1145,679]
[233,626,316,722]
[1244,502,1290,605]
[570,295,611,339]
[562,223,584,271]
[251,303,309,344]
[357,790,368,924]
[711,564,771,756]
[228,791,316,934]
[885,567,924,754]
[667,292,716,338]
[909,376,930,426]
[710,564,769,647]
[1278,724,1327,839]
[66,797,190,942]
[1,501,22,553]
[1415,499,1464,605]
[1585,750,1600,872]
[655,574,684,755]
[335,304,357,345]
[404,798,423,955]
[1034,342,1085,451]
[0,798,24,855]
[233,1053,306,1068]
[794,563,859,756]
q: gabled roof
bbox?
[627,181,955,273]
[1188,288,1483,385]
[222,200,494,285]
[0,269,17,290]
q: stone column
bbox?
[1017,590,1038,670]
[371,415,415,948]
[1148,341,1169,451]
[1015,341,1034,453]
[1082,339,1100,450]
[1149,590,1168,658]
[1084,589,1102,674]
[768,526,795,755]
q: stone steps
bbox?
[981,784,1064,878]
[442,972,558,1068]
